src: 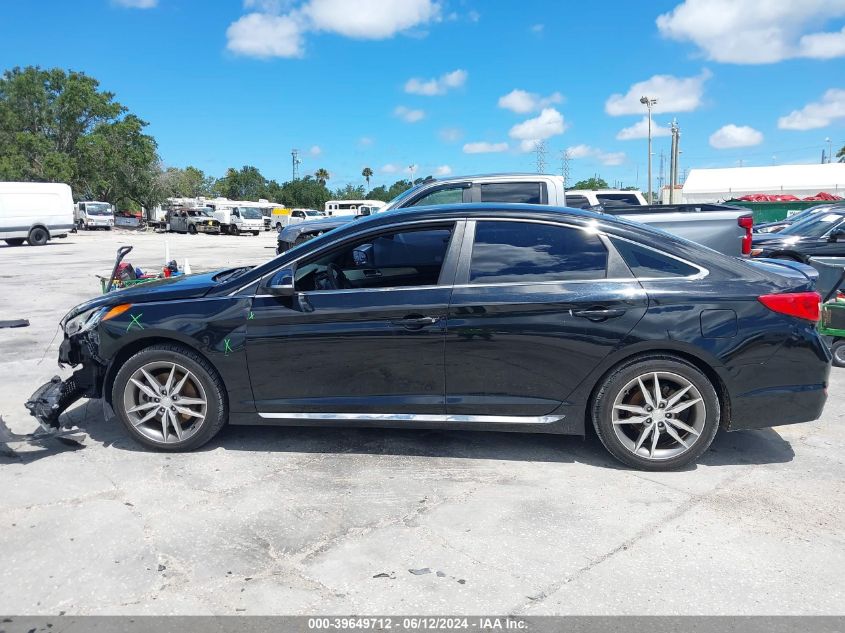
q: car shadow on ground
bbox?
[4,400,795,471]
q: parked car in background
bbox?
[278,174,752,257]
[324,199,386,217]
[270,207,324,230]
[74,201,114,230]
[167,207,221,235]
[0,181,73,246]
[31,203,830,471]
[210,205,263,235]
[753,203,844,234]
[751,208,845,262]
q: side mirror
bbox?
[829,229,845,242]
[352,244,374,268]
[266,267,295,296]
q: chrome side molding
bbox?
[256,412,564,424]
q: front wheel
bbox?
[252,231,259,236]
[5,238,25,246]
[188,224,197,234]
[832,340,845,368]
[112,344,227,451]
[592,355,720,471]
[27,227,49,246]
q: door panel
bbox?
[247,288,450,414]
[446,281,648,416]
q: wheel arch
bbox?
[29,223,51,238]
[583,346,731,432]
[102,335,222,409]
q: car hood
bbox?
[63,271,222,322]
[752,233,809,248]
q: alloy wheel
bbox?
[122,361,208,444]
[611,371,706,461]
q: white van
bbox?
[210,205,264,235]
[324,199,386,217]
[74,200,114,230]
[0,182,74,246]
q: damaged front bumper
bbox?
[25,329,107,431]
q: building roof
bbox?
[682,163,845,202]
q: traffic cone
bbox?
[184,258,192,275]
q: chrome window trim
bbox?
[257,412,564,424]
[606,234,710,281]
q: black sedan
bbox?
[751,207,845,262]
[30,204,831,471]
[752,203,844,234]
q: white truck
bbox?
[0,182,74,246]
[74,200,114,230]
[209,204,264,236]
[279,174,754,257]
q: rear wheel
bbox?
[231,225,239,236]
[27,227,49,246]
[4,238,24,246]
[112,344,227,451]
[188,224,197,234]
[832,340,845,368]
[592,355,720,471]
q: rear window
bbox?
[565,195,591,209]
[611,238,699,278]
[479,182,543,204]
[470,221,607,283]
[597,193,641,206]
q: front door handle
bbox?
[572,308,626,322]
[390,315,439,329]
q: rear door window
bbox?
[479,182,544,204]
[469,221,607,283]
[408,187,465,207]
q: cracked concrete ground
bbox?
[0,230,843,615]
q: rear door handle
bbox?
[572,308,626,321]
[390,316,439,329]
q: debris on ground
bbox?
[408,568,431,575]
[0,319,29,329]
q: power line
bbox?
[534,140,547,174]
[291,149,301,181]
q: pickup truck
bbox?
[167,207,221,235]
[277,174,753,256]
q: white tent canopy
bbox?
[681,163,845,203]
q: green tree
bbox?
[571,176,609,190]
[278,176,332,209]
[362,166,373,188]
[334,183,366,200]
[837,144,845,163]
[216,165,267,200]
[314,168,330,186]
[0,66,159,207]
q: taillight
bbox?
[758,292,821,322]
[738,214,753,256]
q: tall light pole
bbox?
[640,96,657,203]
[826,137,832,164]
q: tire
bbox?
[832,340,845,368]
[111,343,228,451]
[252,231,259,236]
[275,222,282,230]
[188,224,197,234]
[591,355,720,471]
[27,226,49,246]
[231,225,239,236]
[77,219,84,230]
[5,238,25,246]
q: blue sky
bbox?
[2,0,845,189]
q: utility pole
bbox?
[534,140,547,174]
[826,137,832,164]
[291,149,301,181]
[669,119,680,204]
[560,149,571,192]
[658,150,665,196]
[640,96,657,203]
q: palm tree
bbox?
[315,168,330,186]
[362,167,373,188]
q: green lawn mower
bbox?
[810,257,845,367]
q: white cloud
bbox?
[304,0,440,39]
[308,145,322,156]
[405,69,468,96]
[708,124,764,149]
[566,145,626,166]
[467,10,480,22]
[616,116,673,141]
[358,136,374,147]
[226,0,440,58]
[605,70,710,116]
[508,108,567,152]
[778,89,845,130]
[113,0,157,7]
[439,127,462,142]
[530,23,544,33]
[381,163,399,173]
[226,13,305,58]
[657,0,845,64]
[463,141,509,154]
[434,165,452,176]
[394,105,425,123]
[498,89,563,114]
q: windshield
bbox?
[305,210,321,216]
[86,203,112,215]
[240,207,263,219]
[779,213,845,237]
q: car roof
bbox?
[371,202,603,223]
